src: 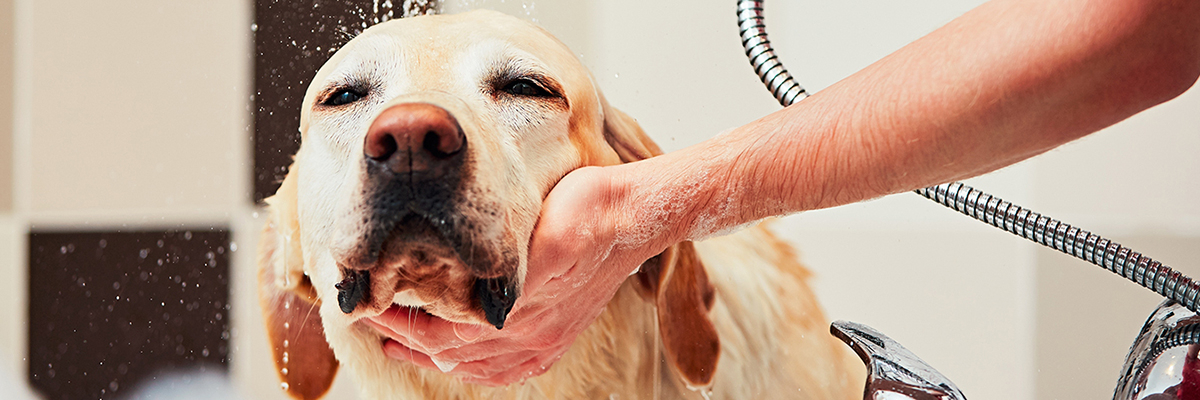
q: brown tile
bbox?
[28,230,230,400]
[253,0,439,202]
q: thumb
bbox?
[524,166,619,290]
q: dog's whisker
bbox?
[296,290,324,338]
[407,305,415,360]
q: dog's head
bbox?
[257,10,718,399]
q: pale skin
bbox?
[381,0,1200,385]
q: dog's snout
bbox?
[365,103,466,174]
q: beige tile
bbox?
[777,226,1034,400]
[26,1,251,215]
[0,217,21,372]
[1035,234,1200,400]
[0,0,12,212]
[769,0,988,92]
[1033,85,1200,229]
[585,0,784,154]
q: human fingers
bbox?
[381,337,545,384]
[459,343,571,386]
[381,339,439,371]
[444,349,541,381]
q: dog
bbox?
[257,9,862,400]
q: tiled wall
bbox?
[1,0,1196,399]
[1,0,11,213]
[5,1,252,399]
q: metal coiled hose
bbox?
[737,0,808,105]
[735,0,1200,313]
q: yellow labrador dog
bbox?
[258,9,860,400]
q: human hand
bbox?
[364,164,673,386]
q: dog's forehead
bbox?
[300,10,595,133]
[323,11,585,87]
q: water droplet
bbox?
[283,340,289,348]
[283,322,290,329]
[250,23,258,32]
[281,367,289,375]
[109,381,119,391]
[281,382,289,391]
[138,249,149,259]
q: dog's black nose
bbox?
[336,269,371,314]
[364,103,466,176]
[475,276,517,330]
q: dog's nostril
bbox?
[423,128,464,158]
[366,133,399,161]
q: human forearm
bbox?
[634,0,1200,243]
[786,0,1200,203]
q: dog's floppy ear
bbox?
[636,242,720,390]
[258,165,339,400]
[602,102,720,389]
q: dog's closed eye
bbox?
[501,78,554,98]
[322,87,368,107]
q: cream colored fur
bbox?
[259,9,862,400]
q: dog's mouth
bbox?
[336,213,519,330]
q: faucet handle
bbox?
[831,321,967,400]
[1115,300,1200,400]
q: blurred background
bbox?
[0,0,1197,399]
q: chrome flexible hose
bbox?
[737,0,808,106]
[736,0,1200,313]
[918,183,1200,312]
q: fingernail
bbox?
[454,323,487,341]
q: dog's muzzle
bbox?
[336,102,518,329]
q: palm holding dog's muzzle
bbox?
[369,165,674,386]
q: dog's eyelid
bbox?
[493,73,565,102]
[318,85,370,107]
